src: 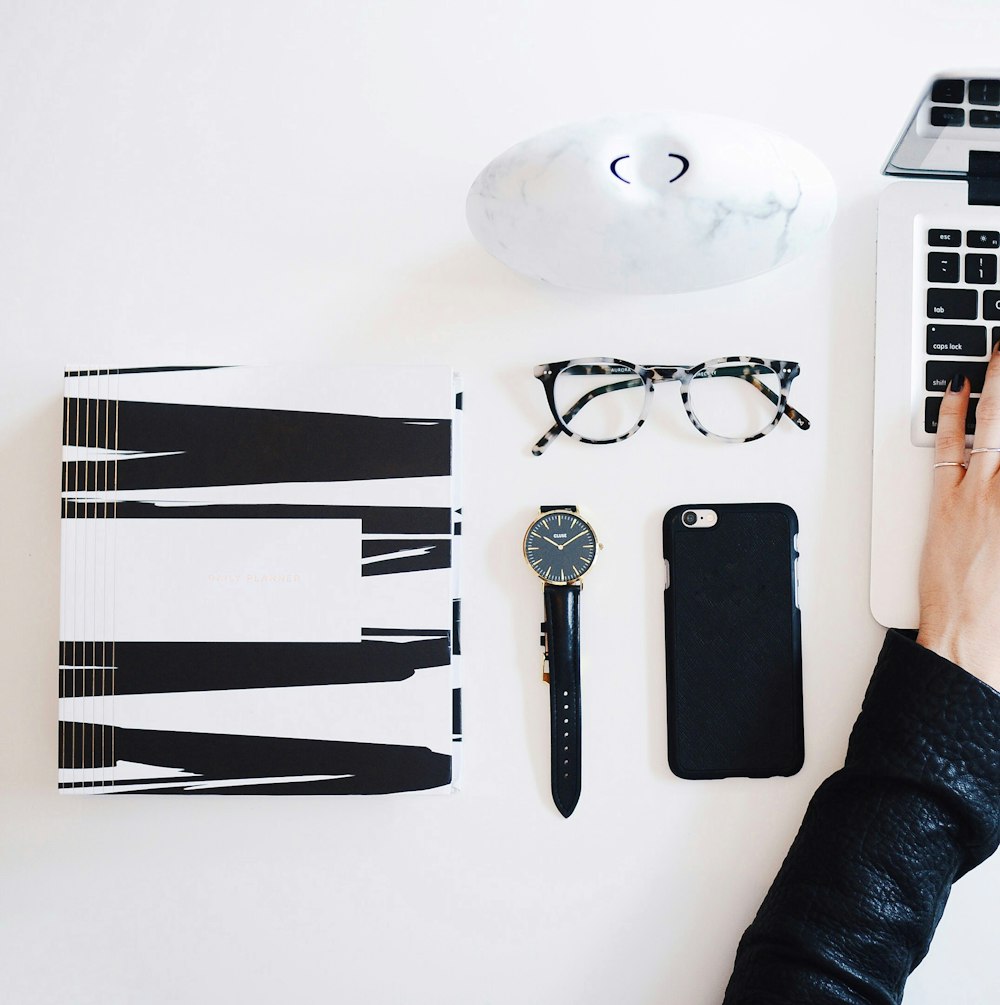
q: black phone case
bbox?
[663,503,803,780]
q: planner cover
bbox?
[58,365,462,795]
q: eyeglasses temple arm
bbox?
[532,427,560,456]
[782,400,811,431]
[531,377,645,456]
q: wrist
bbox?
[916,627,999,690]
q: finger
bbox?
[968,343,1000,477]
[933,371,970,486]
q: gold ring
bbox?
[933,461,967,469]
[969,447,1000,455]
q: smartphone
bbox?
[663,503,803,779]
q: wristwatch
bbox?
[522,505,601,817]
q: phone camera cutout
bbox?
[681,508,718,528]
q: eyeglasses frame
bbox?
[532,355,810,456]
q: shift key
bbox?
[926,324,987,356]
[927,288,978,319]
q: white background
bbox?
[2,2,999,1002]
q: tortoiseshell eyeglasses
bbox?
[532,356,810,456]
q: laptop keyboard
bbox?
[926,77,1000,134]
[923,226,1000,435]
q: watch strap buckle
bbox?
[540,621,550,682]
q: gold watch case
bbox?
[522,508,601,585]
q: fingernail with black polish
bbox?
[951,372,965,392]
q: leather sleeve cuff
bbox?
[846,628,1000,872]
[723,630,1000,1003]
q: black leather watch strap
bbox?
[543,582,582,817]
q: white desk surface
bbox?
[2,3,998,1002]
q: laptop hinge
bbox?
[968,151,1000,205]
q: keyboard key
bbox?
[931,106,965,127]
[985,291,1000,320]
[927,288,978,319]
[970,79,1000,105]
[925,395,978,434]
[929,229,962,246]
[968,230,1000,248]
[931,78,965,103]
[966,253,998,284]
[927,324,988,356]
[971,109,1000,128]
[926,361,989,393]
[928,252,960,282]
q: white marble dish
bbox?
[466,112,837,294]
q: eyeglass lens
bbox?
[552,364,646,441]
[688,363,782,440]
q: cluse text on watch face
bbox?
[523,511,597,584]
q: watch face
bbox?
[523,510,598,584]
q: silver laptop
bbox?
[872,70,1000,628]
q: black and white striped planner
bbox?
[58,365,462,795]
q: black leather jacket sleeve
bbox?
[723,629,1000,1004]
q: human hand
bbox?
[917,346,1000,690]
